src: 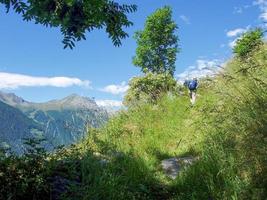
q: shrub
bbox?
[233,28,264,58]
[0,138,50,200]
[123,72,179,106]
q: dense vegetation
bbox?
[1,41,266,199]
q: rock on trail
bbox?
[161,156,198,179]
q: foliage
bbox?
[0,138,50,200]
[0,0,137,48]
[233,28,264,58]
[132,6,179,76]
[123,72,179,106]
[0,137,85,200]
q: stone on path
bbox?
[161,156,197,179]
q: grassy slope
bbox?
[73,45,266,200]
[0,46,266,200]
[77,97,198,199]
[75,91,217,199]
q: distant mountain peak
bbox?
[29,94,101,112]
[61,94,97,107]
[0,91,29,106]
[0,91,107,113]
[63,93,88,101]
[0,91,109,154]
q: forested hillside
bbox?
[0,100,44,153]
[0,93,109,153]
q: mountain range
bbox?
[0,91,109,154]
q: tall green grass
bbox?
[172,45,267,200]
[76,45,266,199]
[76,95,201,199]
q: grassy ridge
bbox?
[75,45,266,199]
[0,46,266,199]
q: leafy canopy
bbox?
[233,28,264,58]
[132,6,179,76]
[0,0,137,49]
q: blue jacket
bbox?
[188,80,198,90]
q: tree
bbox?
[233,28,264,58]
[0,0,137,49]
[132,6,179,76]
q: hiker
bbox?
[187,78,198,105]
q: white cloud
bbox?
[226,28,247,37]
[100,82,129,95]
[254,0,267,21]
[260,11,267,20]
[96,100,122,107]
[176,59,223,83]
[180,15,190,24]
[0,72,90,89]
[196,59,220,70]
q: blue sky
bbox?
[0,0,266,106]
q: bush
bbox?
[124,72,179,106]
[0,138,84,200]
[0,138,50,200]
[233,28,264,58]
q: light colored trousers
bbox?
[189,90,196,104]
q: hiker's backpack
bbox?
[188,80,197,90]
